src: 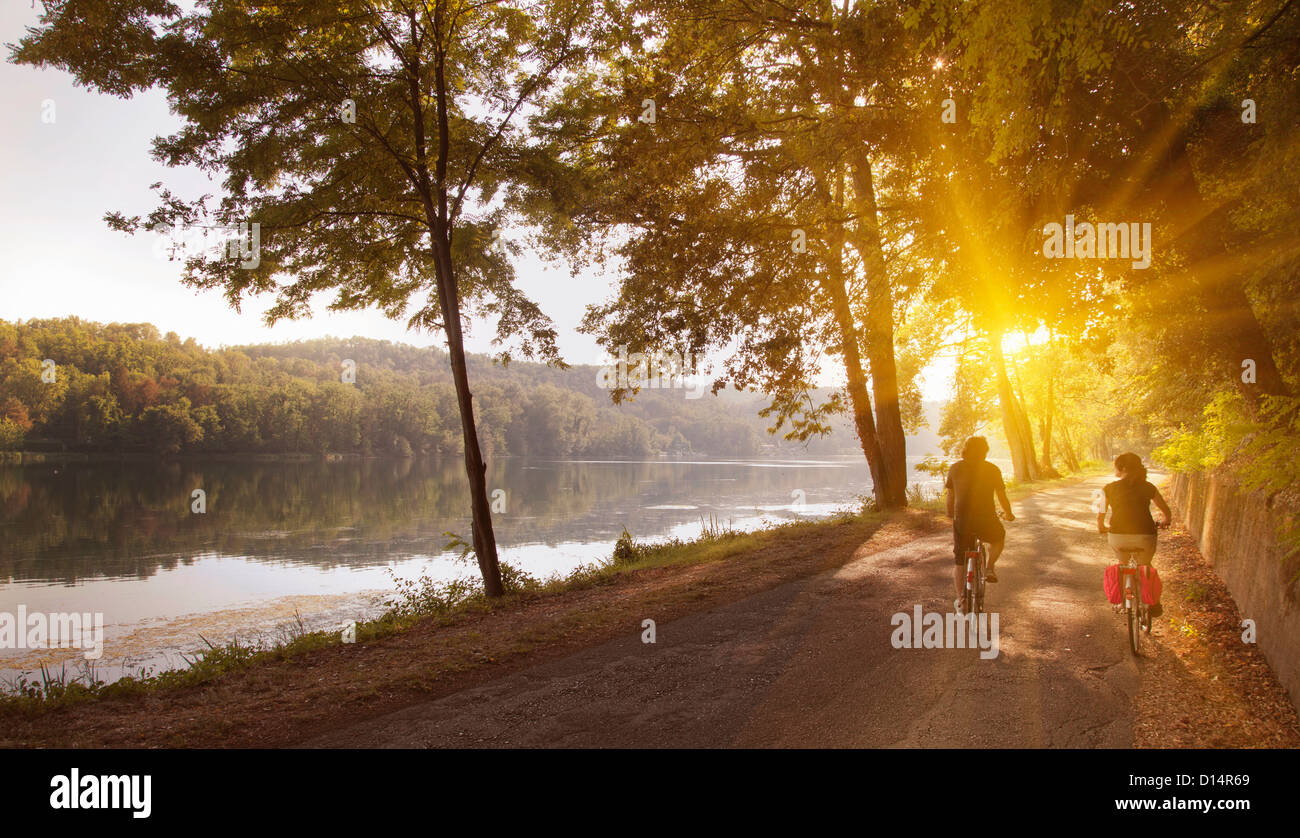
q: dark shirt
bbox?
[1104,479,1158,535]
[945,459,1005,523]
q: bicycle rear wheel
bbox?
[962,553,974,614]
[1127,582,1141,656]
[974,544,987,614]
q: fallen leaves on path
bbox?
[1134,528,1300,748]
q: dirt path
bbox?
[309,476,1150,748]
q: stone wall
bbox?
[1169,471,1300,711]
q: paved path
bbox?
[308,477,1139,748]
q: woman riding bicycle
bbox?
[1097,452,1172,616]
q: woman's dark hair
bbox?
[962,436,990,460]
[1114,452,1147,482]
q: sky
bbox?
[0,4,613,358]
[0,3,953,399]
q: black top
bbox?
[945,459,1005,523]
[1104,479,1158,535]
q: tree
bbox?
[139,399,204,455]
[11,0,603,595]
[923,0,1300,484]
[542,0,931,507]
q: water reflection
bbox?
[0,457,883,583]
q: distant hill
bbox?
[0,317,942,461]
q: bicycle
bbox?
[959,511,1010,616]
[1114,549,1150,656]
[1104,521,1168,656]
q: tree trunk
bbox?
[847,154,908,508]
[432,243,504,597]
[423,25,503,597]
[1041,374,1054,470]
[829,283,892,507]
[1057,415,1081,472]
[1158,128,1291,409]
[1008,363,1039,477]
[824,171,893,507]
[989,333,1038,482]
[1016,400,1038,478]
[1215,280,1289,404]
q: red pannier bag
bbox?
[1103,564,1123,604]
[1139,565,1162,605]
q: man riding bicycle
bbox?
[945,436,1014,613]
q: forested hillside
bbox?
[0,317,873,459]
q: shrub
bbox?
[611,527,644,565]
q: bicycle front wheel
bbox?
[1128,600,1141,656]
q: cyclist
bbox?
[945,436,1014,613]
[1097,452,1172,618]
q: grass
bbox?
[0,622,362,713]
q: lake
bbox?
[0,455,940,684]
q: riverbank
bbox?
[0,505,942,747]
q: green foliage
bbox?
[386,550,539,619]
[915,455,950,480]
[0,418,25,451]
[544,0,942,498]
[0,317,784,459]
[6,0,1297,543]
[387,572,482,619]
[611,527,643,565]
[499,561,540,595]
[1154,393,1300,561]
[1153,392,1250,474]
[935,346,997,458]
[1236,396,1300,497]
